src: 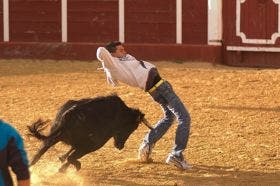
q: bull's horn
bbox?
[142,118,154,130]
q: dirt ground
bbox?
[0,59,279,186]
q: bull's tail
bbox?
[27,119,51,140]
[28,119,62,167]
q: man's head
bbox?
[105,41,127,58]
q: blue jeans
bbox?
[143,80,191,158]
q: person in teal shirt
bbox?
[0,119,30,186]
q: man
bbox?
[96,41,191,170]
[0,119,30,186]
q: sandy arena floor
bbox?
[0,59,279,185]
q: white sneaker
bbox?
[166,154,192,170]
[138,143,153,162]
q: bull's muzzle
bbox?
[142,118,154,130]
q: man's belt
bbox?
[148,79,164,93]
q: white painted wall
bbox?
[208,0,222,45]
[176,0,182,44]
[61,0,67,42]
[3,0,9,41]
[119,0,125,42]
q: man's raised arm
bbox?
[96,47,118,86]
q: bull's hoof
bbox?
[59,166,66,173]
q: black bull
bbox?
[28,95,153,172]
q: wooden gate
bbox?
[223,0,280,67]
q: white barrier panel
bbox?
[3,0,9,42]
[208,0,222,45]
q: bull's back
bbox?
[52,95,131,136]
[53,95,132,146]
[72,95,132,128]
[50,98,93,132]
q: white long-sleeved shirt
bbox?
[96,47,155,90]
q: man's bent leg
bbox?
[143,105,174,145]
[139,105,174,162]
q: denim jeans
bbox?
[143,80,191,158]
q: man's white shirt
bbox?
[96,47,155,90]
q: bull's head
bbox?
[113,109,153,150]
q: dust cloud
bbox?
[30,163,84,186]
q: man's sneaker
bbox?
[138,143,153,162]
[166,154,192,170]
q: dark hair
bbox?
[105,41,122,53]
